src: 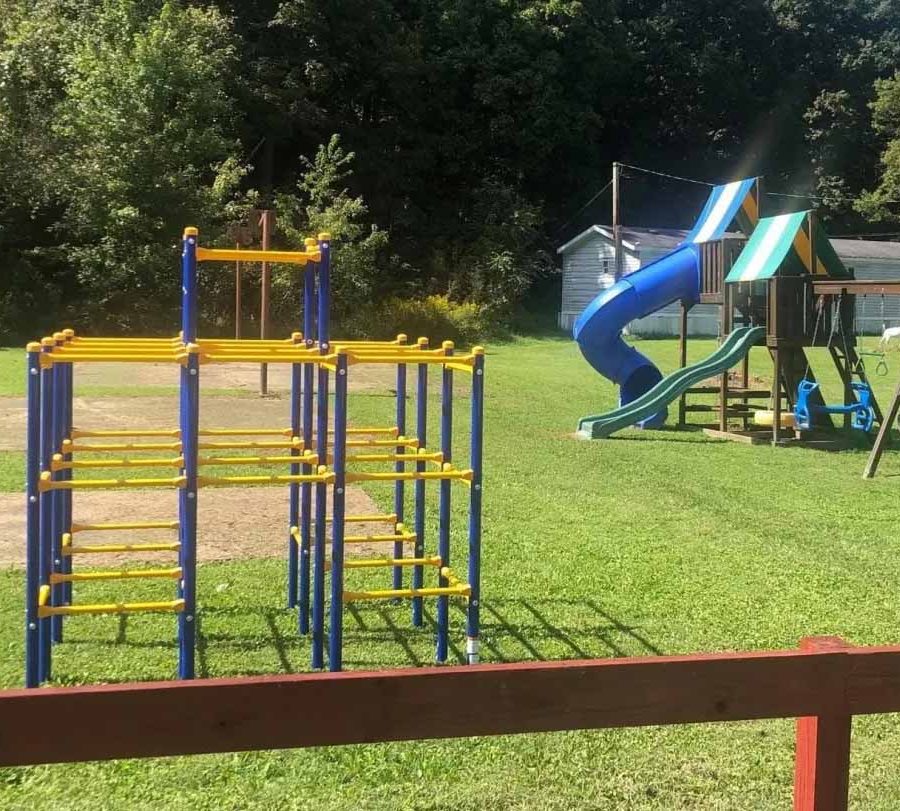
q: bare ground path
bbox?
[0,485,384,568]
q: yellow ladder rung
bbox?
[52,455,183,471]
[71,521,179,533]
[342,532,417,544]
[197,453,318,466]
[343,584,471,602]
[49,567,182,583]
[335,513,398,524]
[39,473,186,491]
[198,428,293,437]
[335,556,441,570]
[198,439,303,450]
[62,440,182,451]
[38,599,186,617]
[70,429,181,439]
[63,542,181,555]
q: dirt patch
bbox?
[0,486,390,568]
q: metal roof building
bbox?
[558,226,900,336]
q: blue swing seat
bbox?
[794,380,875,433]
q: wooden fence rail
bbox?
[2,636,900,809]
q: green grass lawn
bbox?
[3,336,900,808]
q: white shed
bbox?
[558,225,900,336]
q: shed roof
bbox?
[559,224,900,264]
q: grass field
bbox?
[2,336,900,808]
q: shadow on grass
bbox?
[55,597,664,678]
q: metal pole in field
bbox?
[24,343,42,688]
[412,338,429,628]
[37,337,55,683]
[393,335,408,592]
[436,341,454,661]
[613,162,623,280]
[298,240,317,633]
[466,347,485,665]
[311,234,331,669]
[259,210,272,396]
[328,351,349,671]
[178,227,200,680]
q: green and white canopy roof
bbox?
[725,211,849,283]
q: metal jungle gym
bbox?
[24,228,485,687]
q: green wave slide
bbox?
[577,326,765,439]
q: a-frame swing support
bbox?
[863,375,900,478]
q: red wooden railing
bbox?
[1,636,898,809]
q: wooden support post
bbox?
[863,372,900,478]
[741,354,750,431]
[793,637,851,811]
[720,285,732,433]
[773,347,782,444]
[259,210,272,396]
[678,302,688,427]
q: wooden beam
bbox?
[0,641,890,768]
[863,372,900,478]
[812,281,900,296]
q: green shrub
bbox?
[340,295,501,347]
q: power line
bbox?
[554,179,613,236]
[618,163,714,187]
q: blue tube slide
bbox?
[572,245,700,428]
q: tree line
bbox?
[2,0,900,341]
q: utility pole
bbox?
[612,161,623,280]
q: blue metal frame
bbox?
[393,337,407,592]
[37,340,54,683]
[298,253,317,632]
[466,349,485,664]
[50,336,65,643]
[24,345,42,687]
[412,340,428,627]
[178,229,200,680]
[436,342,454,661]
[328,351,349,671]
[288,332,302,609]
[311,235,331,668]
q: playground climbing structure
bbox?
[24,229,485,687]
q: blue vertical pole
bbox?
[288,330,302,609]
[466,348,485,665]
[50,334,65,643]
[299,239,317,634]
[37,337,55,683]
[311,234,331,668]
[24,343,42,687]
[60,330,74,626]
[393,334,408,592]
[328,351,349,671]
[436,341,454,661]
[178,227,200,680]
[412,337,428,627]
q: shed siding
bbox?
[559,234,900,337]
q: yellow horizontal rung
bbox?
[340,427,399,436]
[70,429,180,438]
[340,439,419,449]
[201,355,331,365]
[196,247,320,265]
[198,453,318,466]
[38,585,50,607]
[198,428,293,437]
[445,362,475,374]
[342,532,417,544]
[52,454,183,471]
[343,584,471,602]
[50,567,182,583]
[38,599,185,617]
[343,452,442,464]
[71,521,179,533]
[39,472,186,491]
[336,556,441,570]
[63,440,182,452]
[345,468,473,484]
[42,353,186,366]
[327,513,398,524]
[71,337,179,344]
[343,353,472,367]
[63,542,181,555]
[198,472,333,487]
[198,439,303,450]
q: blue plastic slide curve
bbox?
[576,326,765,438]
[573,245,701,428]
